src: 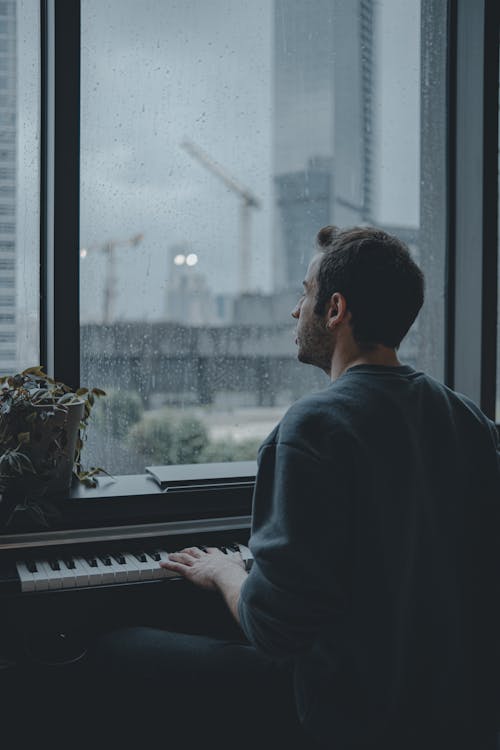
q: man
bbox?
[90,226,500,750]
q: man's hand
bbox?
[160,546,245,591]
[160,546,248,624]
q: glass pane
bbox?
[0,0,39,374]
[80,0,447,474]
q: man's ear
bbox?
[326,292,347,329]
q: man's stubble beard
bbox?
[297,315,333,374]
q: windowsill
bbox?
[0,462,257,537]
[71,460,257,500]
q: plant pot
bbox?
[0,400,85,496]
[28,401,85,493]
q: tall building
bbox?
[331,0,375,227]
[0,0,16,372]
[272,0,376,290]
[272,0,335,291]
[274,157,333,291]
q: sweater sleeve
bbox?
[238,437,351,660]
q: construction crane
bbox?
[80,232,144,324]
[181,139,261,295]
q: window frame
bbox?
[448,0,499,416]
[37,0,500,516]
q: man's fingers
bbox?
[167,552,197,565]
[178,546,204,558]
[159,559,184,572]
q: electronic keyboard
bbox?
[14,541,253,592]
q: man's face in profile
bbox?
[292,254,333,374]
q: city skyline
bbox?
[79,0,421,324]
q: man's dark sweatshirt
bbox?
[238,365,500,749]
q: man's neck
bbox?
[330,345,401,382]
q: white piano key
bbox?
[235,543,254,570]
[69,558,91,587]
[95,557,116,585]
[147,549,180,580]
[106,553,129,583]
[121,553,145,583]
[96,554,120,584]
[115,553,145,583]
[53,558,77,588]
[73,556,105,586]
[30,560,50,591]
[16,561,36,592]
[123,552,155,581]
[41,559,64,590]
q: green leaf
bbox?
[57,393,76,404]
[22,366,45,376]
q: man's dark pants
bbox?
[78,626,499,750]
[83,626,312,749]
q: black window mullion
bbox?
[444,0,457,390]
[50,0,80,390]
[39,0,48,373]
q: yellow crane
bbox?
[80,232,144,324]
[181,140,260,295]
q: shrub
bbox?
[127,409,209,465]
[93,388,144,439]
[200,437,261,463]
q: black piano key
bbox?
[220,546,228,554]
[111,553,126,565]
[63,559,76,570]
[85,556,98,568]
[147,551,161,562]
[26,561,37,573]
[48,559,61,571]
[98,555,112,566]
[133,552,147,563]
[227,543,240,552]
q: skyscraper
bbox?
[272,0,376,290]
[331,0,375,227]
[0,0,17,372]
[272,0,335,291]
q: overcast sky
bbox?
[79,0,420,323]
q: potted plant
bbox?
[0,366,108,528]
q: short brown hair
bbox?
[314,225,424,349]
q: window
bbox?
[80,0,447,476]
[0,0,489,534]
